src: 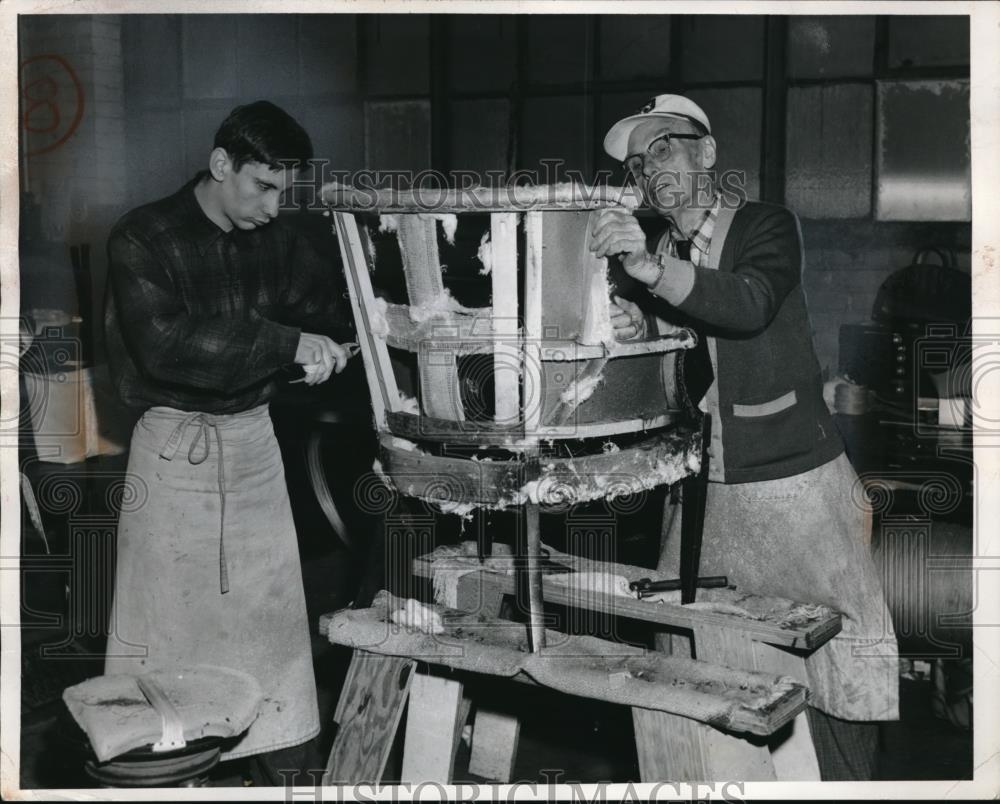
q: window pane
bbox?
[448,16,516,93]
[598,15,671,81]
[298,102,364,175]
[520,95,589,178]
[685,87,762,202]
[298,14,357,95]
[875,80,970,221]
[449,99,510,175]
[526,16,590,86]
[787,16,875,79]
[365,15,430,95]
[786,84,873,218]
[364,100,431,177]
[888,16,969,69]
[680,16,764,83]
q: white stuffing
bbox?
[408,288,473,323]
[415,213,458,245]
[397,391,420,414]
[477,231,493,276]
[390,599,445,634]
[560,374,604,407]
[388,436,420,452]
[369,297,390,337]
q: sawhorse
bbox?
[319,558,840,784]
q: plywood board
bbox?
[323,651,415,785]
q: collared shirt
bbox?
[665,192,722,269]
[105,173,349,413]
[649,191,721,308]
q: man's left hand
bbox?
[610,295,647,341]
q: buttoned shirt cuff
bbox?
[648,257,696,306]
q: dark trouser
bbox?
[806,707,880,781]
[249,737,324,787]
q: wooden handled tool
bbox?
[629,575,729,598]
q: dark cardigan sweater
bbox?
[651,201,844,483]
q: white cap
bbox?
[603,94,712,162]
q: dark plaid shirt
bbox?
[105,173,349,413]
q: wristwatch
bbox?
[647,252,667,289]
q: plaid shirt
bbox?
[105,174,349,413]
[664,192,721,268]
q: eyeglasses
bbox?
[623,133,705,176]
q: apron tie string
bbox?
[159,413,229,594]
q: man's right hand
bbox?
[295,332,349,385]
[590,208,661,287]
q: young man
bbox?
[103,101,350,782]
[592,95,899,780]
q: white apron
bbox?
[104,405,320,760]
[660,452,899,721]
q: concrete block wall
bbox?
[800,221,971,377]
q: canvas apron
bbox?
[104,405,320,759]
[658,208,899,721]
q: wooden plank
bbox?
[633,708,706,781]
[379,317,695,359]
[691,624,777,780]
[454,570,507,617]
[753,642,821,781]
[400,671,465,782]
[381,302,496,355]
[633,625,772,781]
[468,707,521,781]
[325,593,808,736]
[379,427,700,509]
[522,211,544,440]
[334,212,399,430]
[397,214,464,421]
[633,707,778,781]
[322,183,642,211]
[386,410,525,445]
[323,651,415,785]
[578,211,615,346]
[490,212,521,425]
[413,551,842,650]
[385,409,681,444]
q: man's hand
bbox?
[610,295,648,342]
[294,332,349,385]
[590,208,660,286]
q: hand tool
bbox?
[629,575,729,599]
[288,343,362,383]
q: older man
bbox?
[592,95,899,780]
[103,101,351,783]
